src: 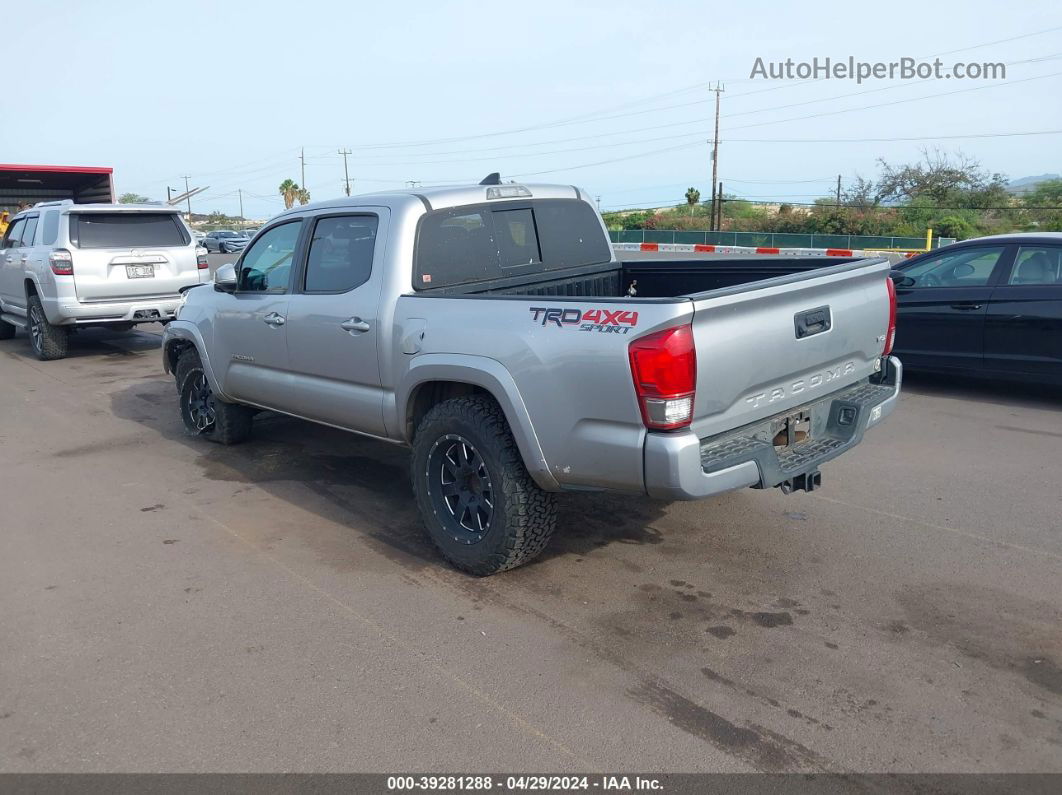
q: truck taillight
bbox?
[196,246,209,270]
[883,276,897,355]
[49,249,73,276]
[628,325,696,430]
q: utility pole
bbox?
[339,148,352,196]
[596,195,601,211]
[709,82,724,231]
[238,189,244,223]
[708,142,716,232]
[716,181,723,231]
[182,176,192,223]
[836,175,842,206]
[300,147,306,190]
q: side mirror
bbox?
[890,270,916,288]
[214,262,238,292]
[952,262,975,278]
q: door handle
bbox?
[340,317,371,333]
[949,303,983,310]
[20,254,28,264]
[263,312,286,327]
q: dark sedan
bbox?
[201,229,249,254]
[891,232,1062,385]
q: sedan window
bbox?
[1008,247,1062,285]
[903,246,1005,288]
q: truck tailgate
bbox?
[688,258,892,440]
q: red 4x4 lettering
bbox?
[581,308,638,326]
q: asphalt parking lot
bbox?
[1,260,1061,773]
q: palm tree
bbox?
[296,187,311,206]
[685,187,701,216]
[279,179,299,209]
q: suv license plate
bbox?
[126,265,155,279]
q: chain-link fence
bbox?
[609,230,954,250]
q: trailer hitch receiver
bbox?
[779,470,822,494]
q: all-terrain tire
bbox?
[411,395,557,575]
[27,294,68,360]
[175,348,254,445]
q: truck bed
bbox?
[426,256,864,300]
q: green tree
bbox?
[279,179,300,210]
[1022,178,1062,206]
[685,187,700,216]
[296,187,311,206]
[118,192,150,204]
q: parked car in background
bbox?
[190,229,206,242]
[202,230,249,253]
[162,179,900,575]
[0,201,209,360]
[891,232,1062,385]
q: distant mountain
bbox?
[1007,174,1061,194]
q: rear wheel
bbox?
[27,295,68,361]
[176,349,253,444]
[411,395,557,575]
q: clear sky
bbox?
[5,0,1061,220]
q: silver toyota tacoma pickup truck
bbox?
[162,176,901,575]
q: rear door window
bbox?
[414,199,610,289]
[69,213,189,248]
[1007,246,1062,285]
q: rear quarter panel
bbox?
[392,295,692,492]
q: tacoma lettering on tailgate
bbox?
[744,361,857,408]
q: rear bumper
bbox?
[644,356,902,500]
[45,295,182,325]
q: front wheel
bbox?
[27,295,68,360]
[176,349,254,444]
[411,395,557,575]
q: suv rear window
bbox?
[414,199,610,289]
[69,213,189,248]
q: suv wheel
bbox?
[176,348,254,444]
[411,395,557,575]
[27,295,69,361]
[219,243,229,254]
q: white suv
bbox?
[0,201,209,360]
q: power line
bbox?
[723,69,1062,134]
[509,70,1062,179]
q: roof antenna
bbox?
[479,172,502,186]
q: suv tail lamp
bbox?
[196,247,209,270]
[628,325,697,430]
[49,249,73,276]
[883,276,897,355]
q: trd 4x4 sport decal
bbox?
[529,307,639,334]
